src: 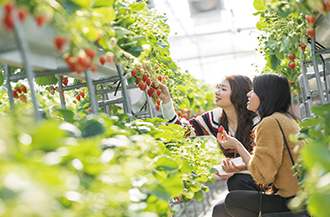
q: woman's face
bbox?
[247,89,260,112]
[215,79,233,108]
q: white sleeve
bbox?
[161,99,176,121]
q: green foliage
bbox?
[253,0,311,93]
[0,110,222,217]
[291,104,330,217]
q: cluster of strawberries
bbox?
[175,108,190,120]
[12,84,28,103]
[131,65,168,111]
[2,1,47,32]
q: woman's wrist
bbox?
[161,96,171,104]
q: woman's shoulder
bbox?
[259,112,298,130]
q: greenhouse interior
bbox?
[0,0,329,216]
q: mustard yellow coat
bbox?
[248,112,304,197]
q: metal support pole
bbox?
[115,62,132,122]
[311,37,325,104]
[57,75,66,109]
[85,70,98,114]
[13,11,41,120]
[100,85,111,115]
[146,91,155,118]
[4,64,14,111]
[300,50,312,117]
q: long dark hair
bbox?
[219,75,257,153]
[253,73,291,120]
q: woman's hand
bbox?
[217,129,239,150]
[222,158,243,173]
[158,83,171,104]
[214,170,234,181]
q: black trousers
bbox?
[225,190,293,217]
[212,173,259,217]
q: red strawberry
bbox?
[288,62,295,70]
[35,14,46,28]
[47,86,55,95]
[87,108,92,113]
[219,126,224,134]
[91,63,98,72]
[156,105,160,111]
[300,43,306,52]
[138,82,147,91]
[18,8,29,23]
[15,86,21,94]
[135,77,141,85]
[147,87,155,97]
[80,91,85,98]
[183,109,188,113]
[131,70,137,77]
[78,57,90,68]
[84,49,96,60]
[3,13,14,31]
[288,54,295,61]
[155,65,159,70]
[4,2,15,13]
[288,81,292,86]
[157,75,163,82]
[146,79,151,86]
[76,94,81,101]
[178,111,182,117]
[100,57,106,65]
[305,15,317,24]
[12,90,19,99]
[142,73,149,82]
[106,53,114,63]
[157,100,161,105]
[20,85,27,93]
[62,77,68,86]
[157,90,161,96]
[307,29,315,38]
[19,94,27,103]
[165,75,169,80]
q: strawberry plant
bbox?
[290,103,330,217]
[0,108,222,217]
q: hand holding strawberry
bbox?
[217,127,236,149]
[158,83,171,104]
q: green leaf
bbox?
[299,118,323,128]
[154,155,180,171]
[311,104,330,116]
[130,2,146,12]
[0,70,4,86]
[81,119,105,137]
[195,175,208,183]
[301,141,330,172]
[32,121,65,152]
[161,175,183,197]
[154,129,173,142]
[181,159,194,173]
[149,183,171,201]
[35,75,57,86]
[253,0,265,11]
[55,108,75,123]
[308,192,330,217]
[113,27,130,39]
[269,55,279,70]
[95,0,115,7]
[71,0,91,8]
[194,190,203,201]
[92,7,116,23]
[155,42,168,48]
[266,40,277,49]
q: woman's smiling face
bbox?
[247,89,260,112]
[215,79,233,108]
